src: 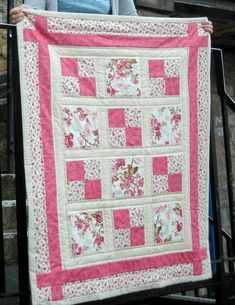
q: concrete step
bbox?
[2,200,16,230]
[0,101,7,171]
[1,174,15,200]
[1,174,17,265]
[3,229,17,265]
[1,201,28,265]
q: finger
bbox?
[202,25,213,32]
[10,7,22,16]
[11,13,25,23]
[12,16,25,24]
[201,21,212,25]
[10,5,30,16]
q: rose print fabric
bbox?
[18,11,211,305]
[111,158,144,198]
[106,59,141,97]
[151,106,182,146]
[153,203,183,244]
[63,106,99,149]
[69,211,105,256]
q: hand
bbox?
[201,21,213,34]
[10,4,31,24]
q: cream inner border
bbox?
[49,46,192,270]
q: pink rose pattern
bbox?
[68,211,105,256]
[153,203,183,244]
[63,106,99,149]
[106,59,141,97]
[150,106,181,145]
[111,158,144,198]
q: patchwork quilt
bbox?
[17,10,211,305]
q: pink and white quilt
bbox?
[17,10,211,305]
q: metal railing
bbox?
[0,2,235,305]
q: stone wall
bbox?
[0,1,22,172]
[212,52,235,232]
[0,1,22,66]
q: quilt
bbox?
[17,10,211,305]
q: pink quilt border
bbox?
[23,16,209,299]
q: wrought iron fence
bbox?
[0,1,235,305]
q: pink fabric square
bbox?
[66,161,84,181]
[130,226,145,246]
[79,77,96,96]
[168,173,182,192]
[148,60,165,78]
[165,77,180,95]
[126,127,142,146]
[113,209,130,229]
[85,179,102,199]
[152,157,168,175]
[51,285,63,301]
[60,58,78,77]
[108,109,125,128]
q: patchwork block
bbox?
[152,154,182,194]
[108,108,143,147]
[113,207,145,248]
[106,58,142,97]
[148,59,165,78]
[61,57,97,97]
[152,203,183,244]
[148,58,180,96]
[61,77,80,97]
[66,160,84,181]
[68,210,105,256]
[165,77,180,95]
[111,157,144,198]
[66,159,102,202]
[79,77,96,96]
[63,106,100,149]
[67,181,85,202]
[150,106,182,146]
[108,108,125,128]
[60,58,78,77]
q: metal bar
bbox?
[210,50,227,305]
[209,216,232,240]
[194,289,200,298]
[0,165,6,294]
[226,238,235,272]
[11,24,30,305]
[0,23,15,30]
[213,49,235,257]
[7,0,15,173]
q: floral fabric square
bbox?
[113,207,145,248]
[106,58,141,97]
[63,106,99,149]
[66,159,101,202]
[152,154,182,194]
[111,157,144,198]
[148,58,180,96]
[60,57,96,97]
[152,203,183,244]
[108,108,142,147]
[68,211,105,256]
[62,77,80,97]
[150,106,181,146]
